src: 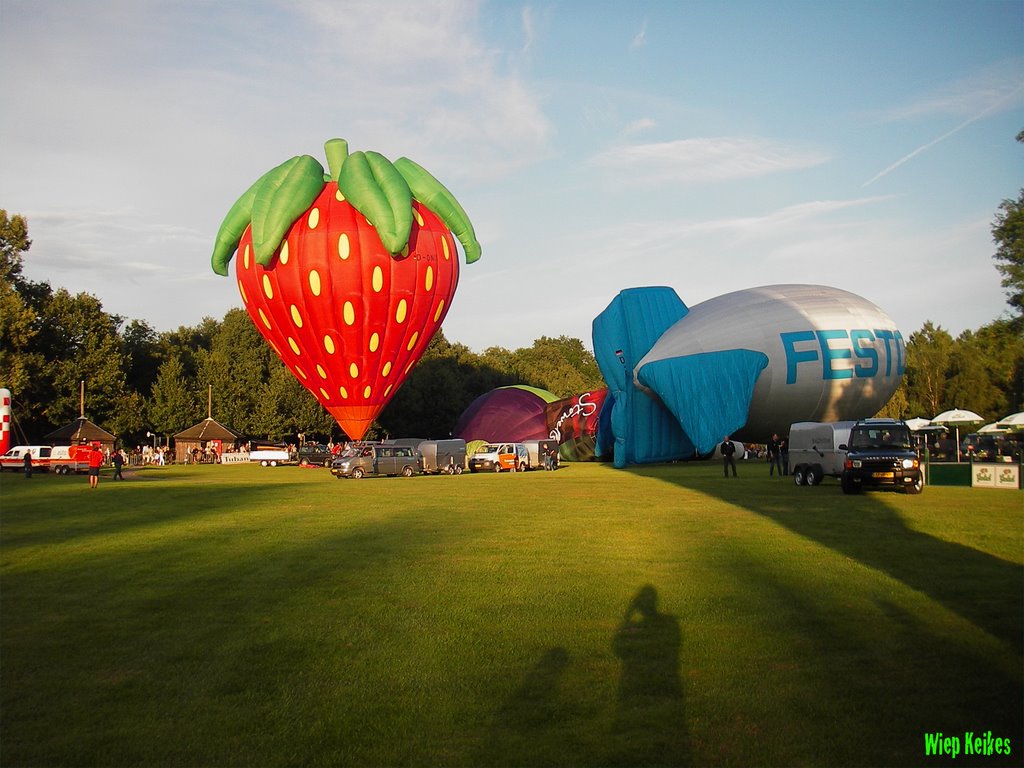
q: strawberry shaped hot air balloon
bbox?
[212,139,481,440]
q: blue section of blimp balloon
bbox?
[592,284,905,467]
[592,287,694,468]
[637,349,769,456]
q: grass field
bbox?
[1,460,1021,767]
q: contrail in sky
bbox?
[863,83,1023,188]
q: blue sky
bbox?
[2,0,1021,352]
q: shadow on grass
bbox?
[0,473,315,549]
[610,585,689,766]
[481,586,690,767]
[632,465,1023,656]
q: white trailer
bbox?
[788,421,856,486]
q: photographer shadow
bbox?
[610,585,690,766]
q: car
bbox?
[839,419,923,494]
[296,443,333,467]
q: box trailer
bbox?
[418,439,466,474]
[788,421,856,486]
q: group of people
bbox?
[720,433,790,478]
[543,444,560,471]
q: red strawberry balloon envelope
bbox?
[211,139,481,441]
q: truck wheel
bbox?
[270,460,278,467]
[806,465,821,486]
[260,460,269,467]
[402,465,413,477]
[454,465,463,475]
[299,459,309,467]
[793,465,806,486]
[519,462,528,472]
[905,474,924,494]
[352,467,364,479]
[494,464,502,473]
[841,476,859,494]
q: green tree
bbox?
[990,130,1024,317]
[148,355,198,436]
[903,322,954,417]
[0,209,31,285]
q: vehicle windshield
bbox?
[849,427,913,450]
[477,445,500,454]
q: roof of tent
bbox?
[173,417,245,442]
[44,416,116,444]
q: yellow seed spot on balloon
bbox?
[280,241,289,265]
[339,386,349,399]
[243,244,251,269]
[290,305,303,328]
[296,366,308,380]
[336,188,345,202]
[338,233,350,260]
[384,384,393,398]
[413,209,424,227]
[442,238,450,260]
[363,386,371,399]
[288,337,301,356]
[323,335,336,355]
[369,333,379,353]
[262,274,274,299]
[405,362,414,375]
[382,361,392,377]
[372,266,384,293]
[343,301,355,326]
[308,208,320,229]
[433,299,445,322]
[238,281,248,304]
[320,387,330,400]
[349,362,359,379]
[396,299,408,324]
[401,245,410,259]
[425,265,434,292]
[316,365,327,380]
[308,269,321,296]
[407,331,419,351]
[259,308,272,330]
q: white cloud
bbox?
[589,137,831,183]
[630,19,648,49]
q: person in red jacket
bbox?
[87,444,104,489]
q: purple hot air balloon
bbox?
[454,385,559,443]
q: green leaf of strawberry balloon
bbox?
[211,138,482,441]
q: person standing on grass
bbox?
[23,450,32,479]
[767,434,782,476]
[721,437,737,477]
[112,449,125,480]
[87,444,103,489]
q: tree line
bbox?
[1,167,1021,448]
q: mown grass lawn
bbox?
[1,460,1021,767]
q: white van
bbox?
[0,445,52,472]
[468,443,529,473]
